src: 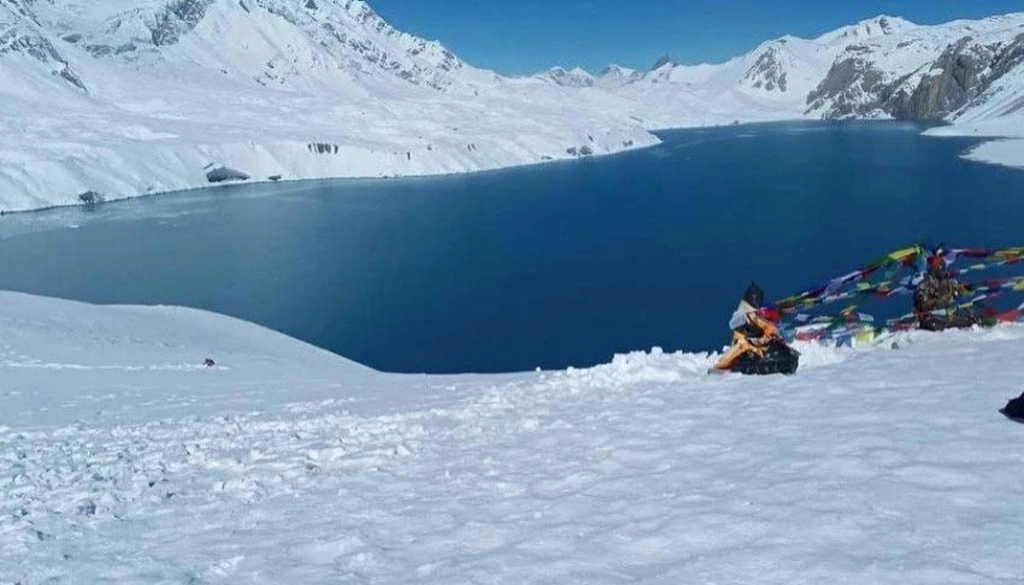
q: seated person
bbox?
[914,250,979,331]
[714,282,798,375]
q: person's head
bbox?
[927,253,947,277]
[743,282,765,309]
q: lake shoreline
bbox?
[0,134,662,218]
[7,117,1019,219]
[8,116,1024,219]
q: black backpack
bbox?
[1001,392,1024,422]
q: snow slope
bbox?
[3,291,1024,584]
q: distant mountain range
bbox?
[1,2,1022,212]
[536,14,1024,123]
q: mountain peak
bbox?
[819,14,917,43]
[862,15,915,32]
[535,65,595,87]
[650,54,674,71]
[597,64,642,87]
[600,64,635,76]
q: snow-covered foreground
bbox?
[3,291,1024,584]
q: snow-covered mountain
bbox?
[535,65,595,87]
[2,6,1024,213]
[596,64,642,87]
[15,0,469,92]
[806,14,1024,120]
[583,14,1024,168]
[535,64,644,88]
[532,14,1024,134]
[0,0,656,212]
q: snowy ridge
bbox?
[4,291,1024,583]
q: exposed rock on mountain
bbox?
[650,54,673,71]
[743,45,790,92]
[805,15,1024,121]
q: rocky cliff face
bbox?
[889,39,997,120]
[806,17,1024,122]
[805,52,889,118]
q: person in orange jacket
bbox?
[713,282,799,375]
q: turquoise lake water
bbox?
[1,121,1022,373]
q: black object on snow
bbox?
[729,339,800,376]
[1000,392,1024,423]
[204,358,216,368]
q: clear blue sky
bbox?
[370,0,1024,74]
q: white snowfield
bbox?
[2,2,1024,213]
[3,291,1024,584]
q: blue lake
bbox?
[1,121,1022,373]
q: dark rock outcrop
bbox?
[78,191,105,204]
[888,39,996,120]
[308,142,339,154]
[650,54,673,71]
[744,46,789,92]
[205,164,250,183]
[566,145,594,157]
[806,57,887,118]
[150,0,213,46]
